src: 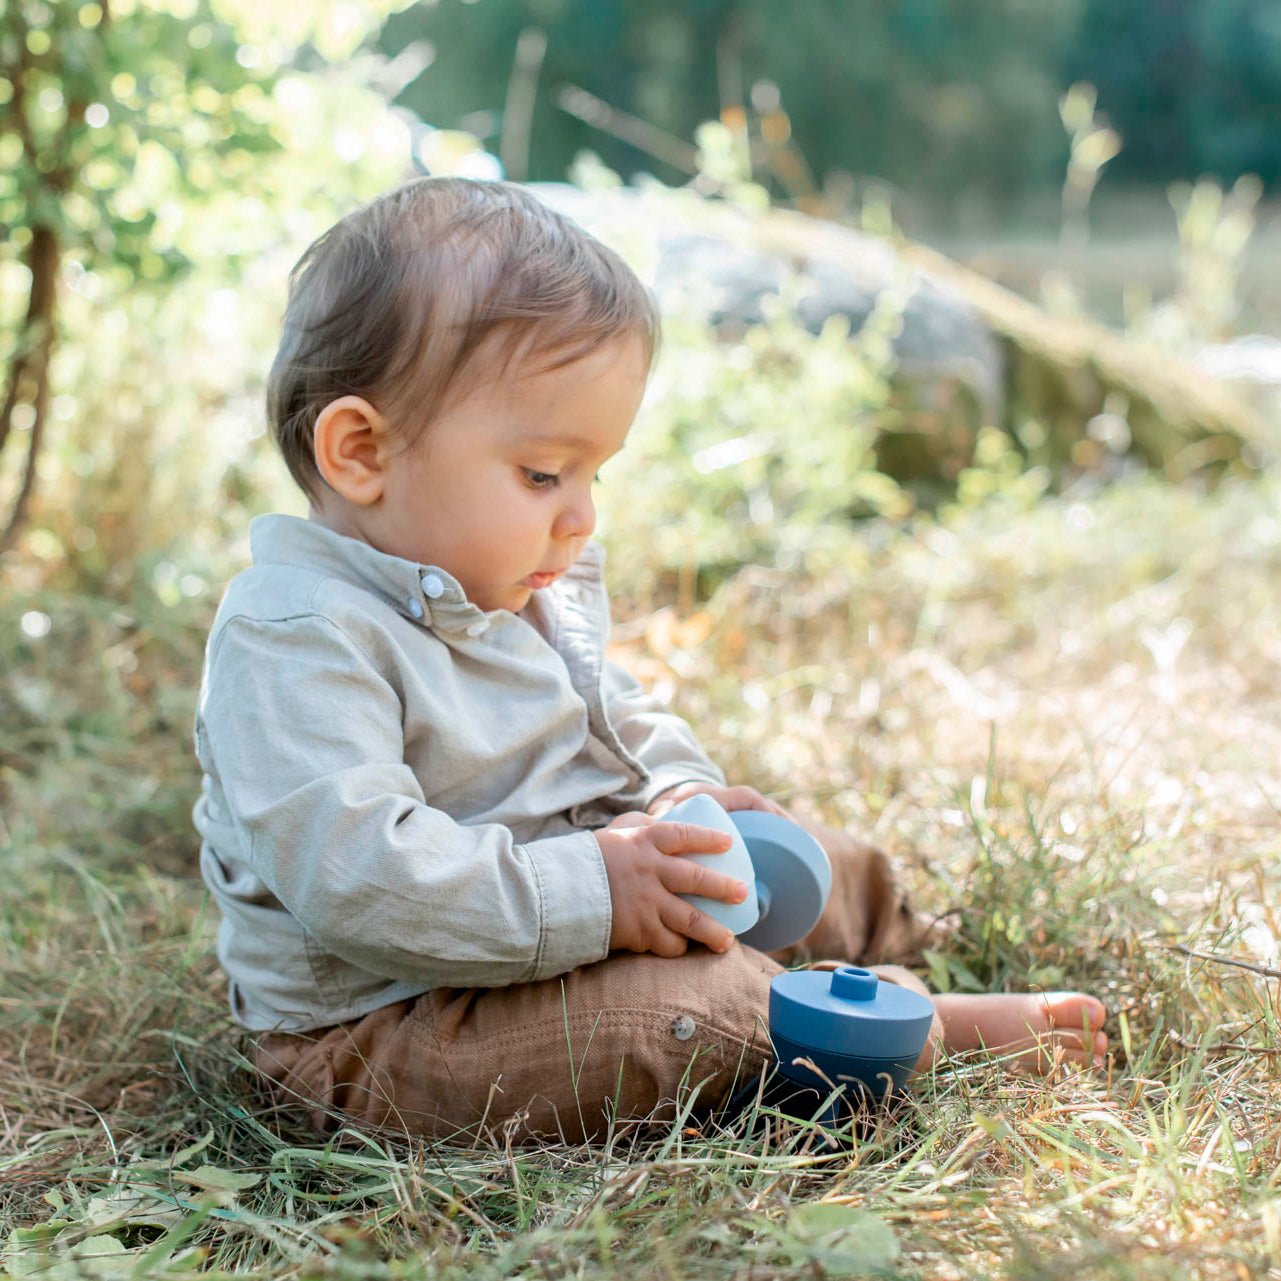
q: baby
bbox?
[193,177,1106,1144]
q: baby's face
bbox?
[376,336,648,614]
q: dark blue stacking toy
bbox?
[770,964,935,1098]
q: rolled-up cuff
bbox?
[523,830,614,980]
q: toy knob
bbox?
[830,966,878,1002]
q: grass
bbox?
[4,469,1281,1278]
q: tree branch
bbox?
[0,5,40,465]
[0,224,59,555]
[0,4,89,550]
[1166,943,1281,982]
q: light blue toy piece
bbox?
[665,793,760,935]
[665,798,932,1109]
[769,965,935,1097]
[667,796,832,952]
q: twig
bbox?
[1167,1031,1281,1056]
[500,27,546,181]
[554,83,700,174]
[1166,943,1281,981]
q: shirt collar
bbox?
[248,513,605,634]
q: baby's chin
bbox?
[474,585,533,616]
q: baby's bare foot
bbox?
[920,991,1108,1074]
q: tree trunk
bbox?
[0,222,59,556]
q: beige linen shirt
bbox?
[193,515,725,1033]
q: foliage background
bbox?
[383,0,1281,223]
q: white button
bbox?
[467,620,489,638]
[670,1014,695,1041]
[421,573,445,599]
[407,598,424,619]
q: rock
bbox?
[531,182,1004,492]
[531,182,1266,490]
[650,227,1005,426]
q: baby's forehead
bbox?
[505,426,605,450]
[428,327,599,408]
[405,328,646,457]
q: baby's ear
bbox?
[312,396,390,506]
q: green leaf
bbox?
[5,1232,132,1281]
[81,1186,182,1232]
[172,1164,260,1194]
[789,1205,901,1277]
[9,1220,75,1246]
[922,948,987,994]
[168,1129,215,1169]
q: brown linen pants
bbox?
[251,821,926,1145]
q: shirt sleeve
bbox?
[600,657,726,811]
[200,613,613,987]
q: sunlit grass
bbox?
[4,471,1281,1278]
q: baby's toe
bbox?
[1042,991,1107,1033]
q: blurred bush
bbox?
[598,285,906,604]
[0,0,1272,617]
[0,0,278,553]
[0,0,414,586]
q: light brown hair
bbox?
[267,177,661,500]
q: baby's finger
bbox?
[659,856,748,907]
[645,922,690,958]
[722,786,787,815]
[660,896,736,954]
[649,821,733,857]
[718,786,764,811]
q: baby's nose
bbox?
[554,493,595,539]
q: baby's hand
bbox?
[647,781,790,819]
[595,811,749,957]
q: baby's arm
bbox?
[647,780,790,818]
[200,613,613,988]
[600,659,790,820]
[599,658,726,810]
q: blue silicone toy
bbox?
[665,793,760,935]
[769,965,935,1097]
[730,810,831,953]
[667,797,832,952]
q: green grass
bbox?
[5,471,1281,1279]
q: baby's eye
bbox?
[523,469,559,489]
